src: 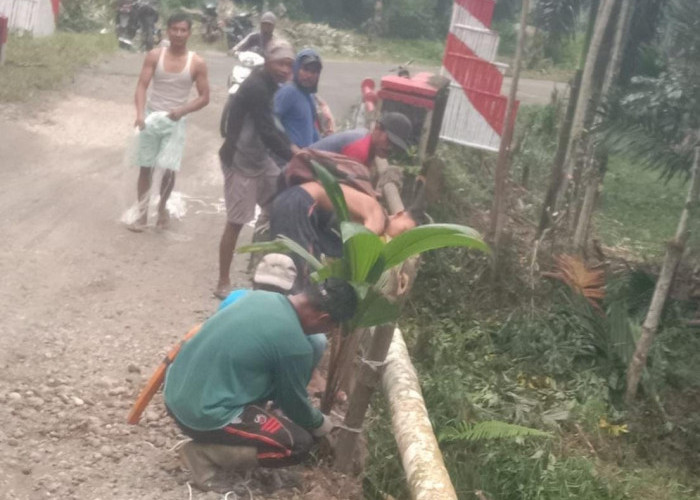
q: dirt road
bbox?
[0,49,561,499]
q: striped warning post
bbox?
[440,0,518,152]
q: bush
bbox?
[58,0,111,32]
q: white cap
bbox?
[253,253,297,291]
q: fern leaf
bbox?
[438,420,552,443]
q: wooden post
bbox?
[335,324,396,473]
[0,16,8,67]
[490,0,529,256]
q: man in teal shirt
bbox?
[164,278,357,491]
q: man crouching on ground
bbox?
[163,278,357,491]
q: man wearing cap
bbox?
[274,49,325,148]
[216,39,299,300]
[310,111,412,168]
[230,11,277,55]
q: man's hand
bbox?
[290,144,301,155]
[135,116,146,130]
[168,108,185,121]
[316,427,339,460]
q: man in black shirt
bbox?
[215,39,299,299]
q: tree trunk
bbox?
[490,0,530,257]
[537,70,582,237]
[572,168,601,252]
[537,0,599,237]
[603,0,636,94]
[381,329,458,500]
[572,0,635,253]
[625,147,700,404]
[554,0,617,211]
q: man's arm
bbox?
[232,32,256,53]
[134,49,159,129]
[249,83,298,160]
[313,183,387,234]
[168,55,210,121]
[272,354,324,431]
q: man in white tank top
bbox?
[130,12,210,231]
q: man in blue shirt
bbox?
[274,49,324,148]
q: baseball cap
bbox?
[260,11,277,25]
[253,253,297,291]
[265,38,295,62]
[379,112,412,153]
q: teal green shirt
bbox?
[164,291,323,431]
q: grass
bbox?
[596,156,700,258]
[365,37,445,66]
[0,31,116,102]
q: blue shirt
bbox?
[274,83,320,148]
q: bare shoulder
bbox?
[141,47,161,66]
[192,53,208,71]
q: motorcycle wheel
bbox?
[141,21,154,51]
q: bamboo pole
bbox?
[490,0,530,251]
[625,147,700,404]
[382,329,457,500]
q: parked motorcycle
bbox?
[201,3,220,43]
[116,0,137,40]
[116,0,161,52]
[220,50,265,137]
[222,12,254,50]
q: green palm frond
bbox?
[438,420,552,443]
[236,236,323,271]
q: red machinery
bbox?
[360,70,450,162]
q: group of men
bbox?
[128,11,417,492]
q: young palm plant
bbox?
[238,160,490,328]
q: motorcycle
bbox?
[222,12,254,50]
[117,0,161,52]
[220,50,265,137]
[116,0,137,40]
[201,3,220,43]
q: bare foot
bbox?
[126,221,146,233]
[156,210,170,230]
[213,282,231,300]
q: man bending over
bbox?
[164,278,357,491]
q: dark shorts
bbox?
[169,404,314,468]
[270,186,342,283]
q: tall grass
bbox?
[0,32,116,102]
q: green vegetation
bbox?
[597,156,700,258]
[363,100,700,498]
[0,32,116,102]
[364,37,445,66]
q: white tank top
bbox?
[147,48,195,112]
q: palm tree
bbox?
[600,0,700,403]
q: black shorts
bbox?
[169,404,314,468]
[270,186,342,284]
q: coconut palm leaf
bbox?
[341,221,385,283]
[381,224,490,270]
[311,159,350,223]
[353,287,400,328]
[236,236,323,271]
